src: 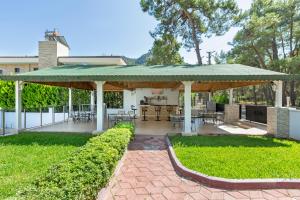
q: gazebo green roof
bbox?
[0,64,290,82]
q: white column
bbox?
[208,92,212,102]
[68,88,72,115]
[96,81,105,132]
[229,89,233,105]
[90,90,95,113]
[274,81,283,107]
[183,81,193,135]
[15,81,22,132]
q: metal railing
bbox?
[0,105,69,135]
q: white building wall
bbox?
[289,109,300,140]
[135,88,179,106]
[123,90,137,112]
[57,42,69,57]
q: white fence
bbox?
[0,110,67,130]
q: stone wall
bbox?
[38,41,69,68]
[276,108,289,138]
[267,107,277,135]
[267,107,289,138]
[224,104,240,124]
[38,41,59,68]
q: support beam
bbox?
[96,81,105,132]
[229,89,233,105]
[182,81,193,135]
[15,81,22,132]
[90,90,95,113]
[274,81,283,107]
[68,88,72,116]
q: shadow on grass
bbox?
[0,132,92,147]
[170,135,295,148]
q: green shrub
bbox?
[114,122,135,138]
[213,91,229,104]
[17,124,134,200]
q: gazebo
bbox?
[0,64,290,135]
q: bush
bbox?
[17,124,134,200]
[213,92,229,104]
[114,122,135,139]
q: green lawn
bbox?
[170,135,300,179]
[0,132,92,199]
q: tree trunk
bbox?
[191,26,202,65]
[267,84,275,106]
[290,80,296,106]
[251,44,267,69]
[253,86,257,105]
[272,35,279,61]
[280,32,287,58]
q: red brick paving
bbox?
[101,136,300,200]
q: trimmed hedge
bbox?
[17,123,134,200]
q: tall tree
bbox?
[147,33,184,65]
[229,0,300,106]
[140,0,241,65]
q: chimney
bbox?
[38,29,70,68]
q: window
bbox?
[0,69,3,75]
[14,68,20,73]
[33,68,39,71]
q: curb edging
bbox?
[166,136,300,190]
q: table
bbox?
[107,113,133,128]
[170,112,224,127]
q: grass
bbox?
[0,132,92,199]
[170,135,300,179]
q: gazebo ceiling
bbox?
[0,64,291,92]
[30,80,270,92]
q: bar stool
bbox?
[141,106,148,121]
[155,106,161,121]
[131,105,137,119]
[166,106,173,121]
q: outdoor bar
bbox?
[0,64,291,135]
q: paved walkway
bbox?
[101,136,300,200]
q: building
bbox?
[0,30,126,75]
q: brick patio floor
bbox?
[101,136,300,200]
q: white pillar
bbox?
[274,81,283,107]
[183,81,193,135]
[96,81,105,132]
[90,90,95,113]
[68,88,72,115]
[229,89,233,105]
[208,92,212,102]
[15,81,22,132]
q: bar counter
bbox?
[139,105,178,120]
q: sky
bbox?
[0,0,253,64]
